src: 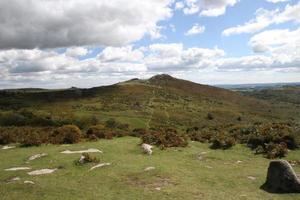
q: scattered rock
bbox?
[6,177,20,183]
[247,176,256,181]
[61,148,102,154]
[24,180,35,184]
[5,167,31,171]
[144,167,155,171]
[90,163,111,171]
[197,155,205,161]
[155,187,161,191]
[28,168,57,176]
[236,160,243,164]
[141,143,153,155]
[27,153,47,162]
[262,160,300,193]
[2,146,16,150]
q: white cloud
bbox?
[146,43,225,70]
[65,47,89,58]
[182,0,239,17]
[175,1,185,10]
[0,0,173,49]
[266,0,289,3]
[98,46,144,62]
[223,2,300,36]
[185,24,206,36]
[1,40,300,88]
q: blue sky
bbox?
[0,0,299,88]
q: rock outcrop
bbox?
[263,160,300,193]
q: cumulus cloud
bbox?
[146,43,225,70]
[0,0,173,49]
[185,24,206,36]
[180,0,238,17]
[223,1,300,36]
[65,47,89,58]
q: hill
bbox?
[0,74,299,130]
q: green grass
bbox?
[1,137,300,200]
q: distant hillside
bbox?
[241,86,300,105]
[0,74,299,130]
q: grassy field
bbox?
[1,137,300,200]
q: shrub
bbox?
[105,118,118,128]
[20,131,42,147]
[0,130,12,145]
[265,142,288,159]
[131,128,147,137]
[141,128,188,149]
[51,125,82,144]
[74,153,100,165]
[86,125,114,140]
[210,132,236,150]
[187,128,213,143]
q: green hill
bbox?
[0,74,299,130]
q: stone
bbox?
[28,168,57,176]
[144,166,155,171]
[5,167,31,171]
[90,163,111,170]
[61,148,102,154]
[263,160,300,193]
[141,143,153,155]
[28,153,47,161]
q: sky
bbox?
[0,0,299,89]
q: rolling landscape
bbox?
[1,75,300,199]
[1,0,300,199]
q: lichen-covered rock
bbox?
[264,160,300,193]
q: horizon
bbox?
[1,73,300,90]
[0,0,300,89]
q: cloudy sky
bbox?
[0,0,299,89]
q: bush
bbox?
[210,132,236,150]
[20,131,42,147]
[105,118,118,128]
[86,125,114,140]
[131,128,147,137]
[265,142,288,159]
[245,123,299,151]
[0,130,12,145]
[187,127,213,143]
[74,153,100,165]
[141,128,188,149]
[51,125,82,144]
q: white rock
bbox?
[24,180,35,184]
[28,153,47,161]
[5,167,31,171]
[144,167,155,171]
[61,148,102,154]
[236,160,243,164]
[9,177,21,182]
[247,176,256,181]
[28,168,57,176]
[90,163,111,171]
[141,143,153,155]
[2,146,16,150]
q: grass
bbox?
[1,137,300,200]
